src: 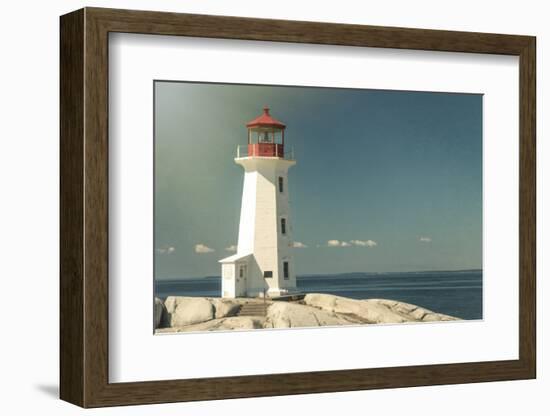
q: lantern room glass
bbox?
[248,128,284,145]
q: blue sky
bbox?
[154,81,482,280]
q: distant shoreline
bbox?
[156,268,483,281]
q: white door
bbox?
[237,264,247,296]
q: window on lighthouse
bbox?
[278,177,284,193]
[281,218,286,235]
[283,262,289,280]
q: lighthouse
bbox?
[219,107,298,298]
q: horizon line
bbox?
[155,267,482,281]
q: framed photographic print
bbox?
[60,7,536,408]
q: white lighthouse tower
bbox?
[219,107,298,298]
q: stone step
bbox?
[238,303,269,317]
[240,306,267,310]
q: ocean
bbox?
[155,269,482,320]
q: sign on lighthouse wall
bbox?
[219,107,299,298]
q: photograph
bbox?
[153,81,483,334]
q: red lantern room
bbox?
[246,107,286,158]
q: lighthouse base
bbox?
[221,283,301,300]
[219,253,299,299]
[263,288,301,298]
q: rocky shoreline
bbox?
[154,293,459,333]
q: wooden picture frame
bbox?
[60,7,536,408]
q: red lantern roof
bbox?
[246,107,286,129]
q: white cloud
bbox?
[155,246,175,254]
[292,241,307,248]
[225,245,238,252]
[419,237,432,243]
[327,239,377,248]
[350,239,378,247]
[326,240,351,247]
[195,243,215,254]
